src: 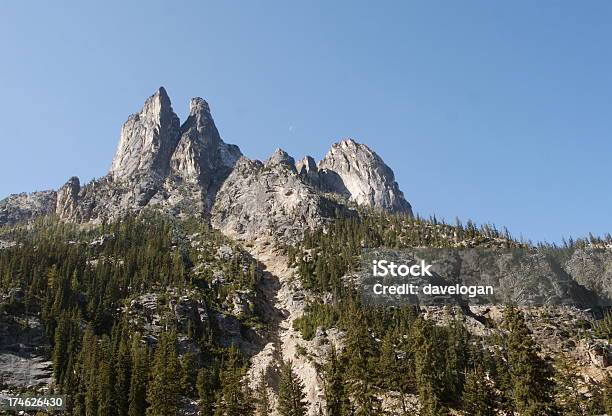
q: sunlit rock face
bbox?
[318,139,413,215]
[0,89,413,235]
[110,87,181,183]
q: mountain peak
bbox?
[336,138,358,147]
[319,139,412,214]
[265,148,296,170]
[155,86,171,104]
[109,87,181,181]
[0,89,412,233]
[189,97,210,116]
[296,155,318,175]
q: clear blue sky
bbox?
[1,1,611,243]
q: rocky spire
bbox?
[0,91,413,232]
[264,149,296,171]
[169,96,242,210]
[109,87,181,182]
[171,97,241,179]
[295,156,318,175]
[318,139,413,214]
[56,176,80,220]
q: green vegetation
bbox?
[288,213,521,294]
[290,212,610,415]
[0,212,260,415]
[1,210,608,415]
[594,310,612,340]
[278,360,308,416]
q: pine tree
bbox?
[343,304,381,415]
[52,311,70,386]
[79,327,100,416]
[324,346,349,416]
[114,327,132,416]
[444,316,470,401]
[215,347,252,416]
[461,366,496,416]
[419,381,447,416]
[181,351,198,396]
[197,367,215,416]
[254,370,271,416]
[278,360,308,416]
[504,306,558,416]
[377,331,398,390]
[146,332,181,416]
[411,318,448,416]
[97,335,116,416]
[128,338,148,416]
[553,355,592,415]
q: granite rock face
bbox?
[564,247,612,302]
[318,139,413,214]
[56,176,80,220]
[110,87,181,183]
[0,313,53,389]
[0,88,413,239]
[169,97,242,212]
[295,156,317,175]
[0,190,57,226]
[266,148,296,172]
[211,155,348,242]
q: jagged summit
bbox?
[0,88,413,240]
[319,138,412,214]
[265,148,296,170]
[295,156,317,175]
[109,86,181,182]
[156,86,172,106]
[171,92,241,186]
[189,97,210,115]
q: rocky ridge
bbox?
[0,88,610,415]
[0,88,412,242]
[318,139,412,214]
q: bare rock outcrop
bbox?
[0,89,413,234]
[211,155,348,243]
[110,87,181,184]
[0,190,57,225]
[0,315,53,389]
[318,139,413,214]
[564,247,612,301]
[56,176,80,220]
[168,97,242,212]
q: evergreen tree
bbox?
[146,332,181,416]
[418,381,447,416]
[504,306,558,416]
[181,351,199,396]
[411,318,448,416]
[278,360,308,416]
[553,355,592,416]
[196,367,215,416]
[324,346,350,416]
[52,312,69,385]
[444,316,470,401]
[254,370,271,416]
[97,335,116,416]
[343,304,381,415]
[461,366,496,416]
[128,338,149,416]
[114,326,132,416]
[215,347,253,416]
